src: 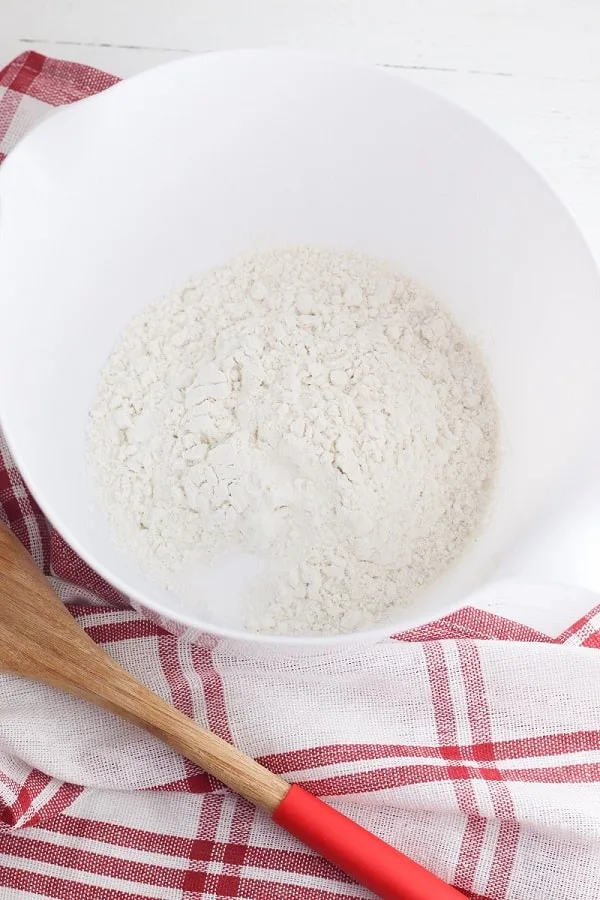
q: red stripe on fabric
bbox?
[0,834,187,890]
[159,639,194,718]
[259,727,600,774]
[583,632,600,649]
[457,644,494,751]
[205,873,242,897]
[86,618,167,644]
[422,642,484,864]
[6,52,45,94]
[0,820,384,888]
[301,759,600,796]
[183,792,225,897]
[422,643,461,747]
[35,818,353,888]
[214,797,257,897]
[13,787,38,827]
[28,502,52,574]
[183,871,355,900]
[456,643,519,895]
[421,643,485,893]
[188,798,257,898]
[395,607,551,643]
[187,800,293,900]
[42,815,194,856]
[22,770,52,801]
[0,788,32,828]
[1,451,52,572]
[1,497,29,539]
[0,91,22,150]
[499,762,600,783]
[0,865,145,900]
[191,836,354,881]
[35,783,84,825]
[421,643,479,819]
[12,770,53,826]
[24,55,120,105]
[556,603,600,644]
[503,729,600,759]
[0,63,14,86]
[0,770,51,827]
[70,604,139,619]
[446,793,484,895]
[157,631,201,784]
[457,643,516,814]
[0,767,22,827]
[261,742,435,772]
[453,817,488,894]
[0,52,119,105]
[485,821,520,899]
[50,528,125,605]
[191,644,233,742]
[422,643,458,741]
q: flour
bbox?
[88,246,498,635]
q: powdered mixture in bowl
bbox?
[88,246,498,635]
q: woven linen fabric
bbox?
[2,51,600,900]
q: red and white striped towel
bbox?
[2,51,600,900]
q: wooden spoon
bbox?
[0,523,465,900]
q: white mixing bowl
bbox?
[1,50,600,649]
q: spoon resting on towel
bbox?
[0,523,465,900]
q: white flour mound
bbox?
[88,247,498,635]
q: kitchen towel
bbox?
[1,51,600,900]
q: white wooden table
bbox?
[2,0,600,636]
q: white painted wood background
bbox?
[2,0,600,635]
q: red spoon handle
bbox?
[273,785,466,900]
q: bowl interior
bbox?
[1,50,600,644]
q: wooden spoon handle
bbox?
[0,524,468,898]
[0,524,288,811]
[86,664,289,811]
